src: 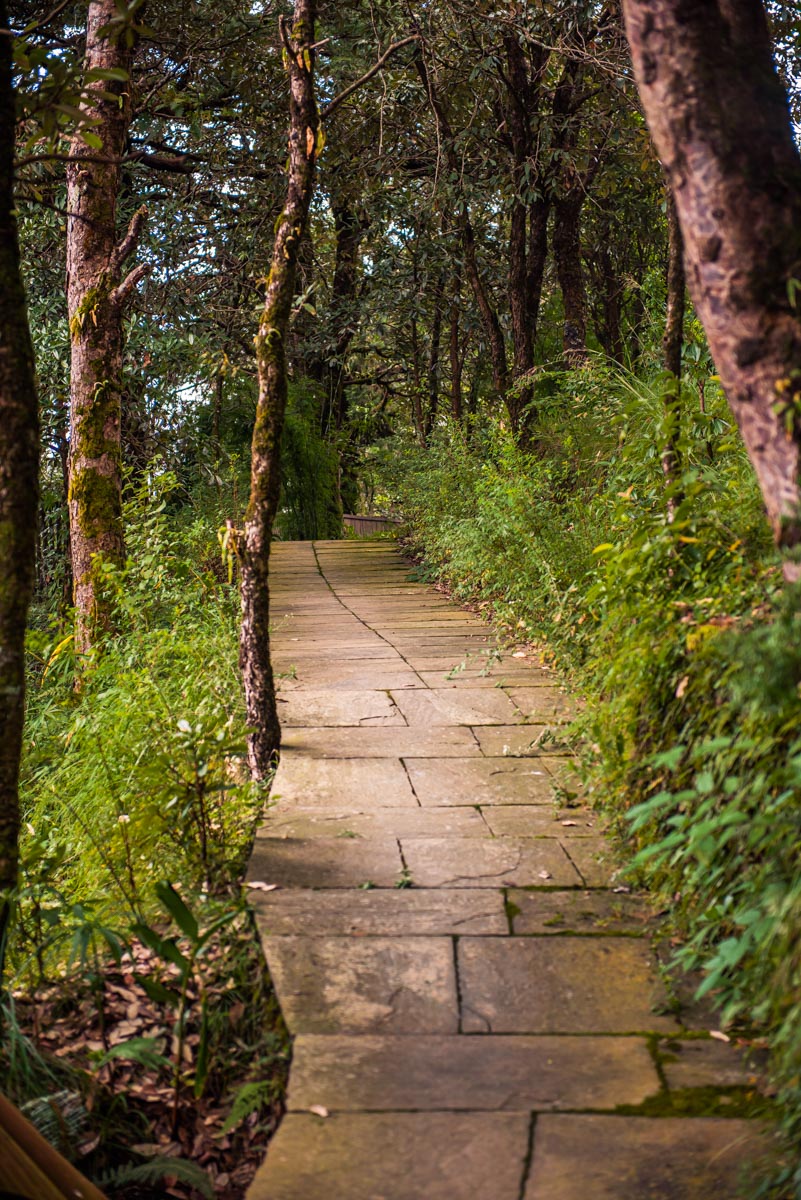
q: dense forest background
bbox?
[3,0,801,1196]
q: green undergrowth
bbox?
[19,473,262,930]
[4,474,285,1195]
[382,364,801,1188]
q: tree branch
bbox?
[321,34,419,120]
[113,204,148,268]
[110,261,149,309]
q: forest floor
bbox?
[244,538,773,1199]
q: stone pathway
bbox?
[246,540,769,1200]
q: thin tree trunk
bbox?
[239,0,320,779]
[449,264,463,422]
[0,0,40,975]
[66,0,148,655]
[553,188,587,364]
[624,0,801,579]
[424,270,446,439]
[662,188,685,516]
[415,51,510,419]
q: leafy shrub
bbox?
[382,365,801,1173]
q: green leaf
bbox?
[154,881,199,942]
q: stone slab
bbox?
[405,758,556,805]
[400,837,581,888]
[252,888,508,936]
[525,1116,773,1199]
[458,937,677,1033]
[276,689,406,727]
[278,667,423,690]
[248,837,403,888]
[280,727,481,758]
[249,1113,530,1200]
[506,687,578,723]
[269,757,417,807]
[289,1033,660,1111]
[507,889,651,935]
[481,806,596,837]
[417,669,556,688]
[263,936,458,1034]
[659,1038,768,1090]
[473,726,575,756]
[264,806,487,839]
[391,687,521,726]
[404,655,503,672]
[562,837,619,886]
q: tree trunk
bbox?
[662,187,685,513]
[623,0,801,578]
[553,187,587,364]
[66,0,148,655]
[415,52,510,420]
[449,264,463,423]
[239,0,320,779]
[0,0,40,974]
[526,196,550,348]
[424,270,446,439]
[328,199,368,433]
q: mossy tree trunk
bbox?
[0,0,40,971]
[624,0,801,580]
[240,0,320,779]
[66,0,148,655]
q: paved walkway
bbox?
[246,540,768,1200]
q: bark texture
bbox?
[240,0,319,779]
[66,0,147,654]
[0,0,40,966]
[623,0,801,575]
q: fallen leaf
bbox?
[710,1030,731,1043]
[538,871,552,880]
[246,882,279,892]
[309,1105,329,1118]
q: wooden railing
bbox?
[342,514,402,537]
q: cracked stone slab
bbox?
[248,1113,530,1200]
[277,666,423,690]
[268,757,418,808]
[659,1038,769,1091]
[458,937,677,1033]
[505,687,579,723]
[262,936,459,1033]
[403,655,504,673]
[473,726,574,756]
[280,727,481,758]
[417,668,557,688]
[248,837,403,889]
[562,837,619,886]
[400,836,581,888]
[507,889,651,935]
[405,758,556,805]
[524,1116,774,1199]
[252,888,508,936]
[481,806,597,837]
[289,1033,660,1112]
[276,689,406,728]
[264,806,487,839]
[391,687,521,726]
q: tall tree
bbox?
[623,0,801,579]
[66,0,148,655]
[239,0,320,778]
[0,0,40,971]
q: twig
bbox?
[321,34,419,120]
